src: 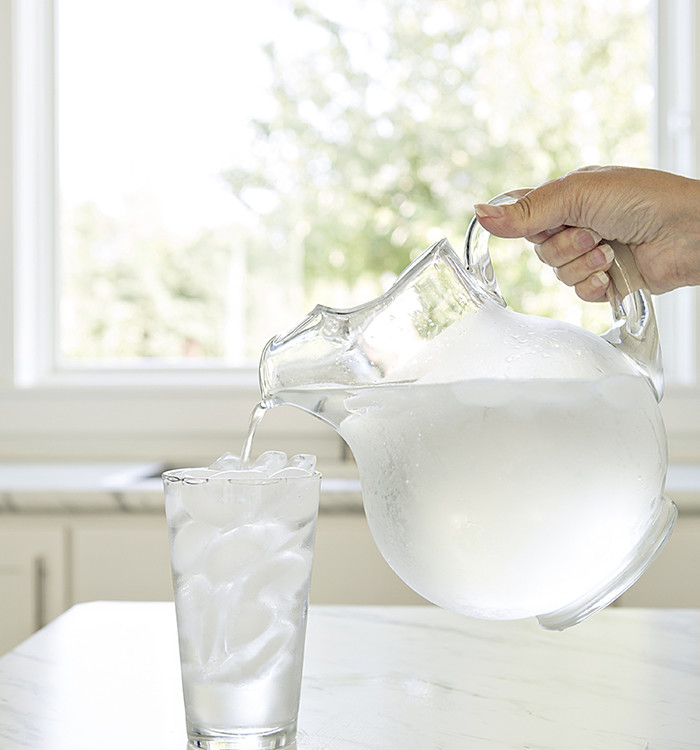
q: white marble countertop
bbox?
[0,461,698,514]
[1,602,699,749]
[0,462,363,513]
[0,461,163,511]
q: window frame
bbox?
[651,0,700,459]
[1,0,700,463]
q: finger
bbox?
[523,225,568,245]
[535,226,603,267]
[574,272,610,303]
[544,241,614,286]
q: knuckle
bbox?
[552,266,575,287]
[537,232,570,266]
[516,194,536,221]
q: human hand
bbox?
[473,165,700,300]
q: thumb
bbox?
[473,181,575,241]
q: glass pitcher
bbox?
[258,191,676,630]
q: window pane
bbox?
[57,0,652,367]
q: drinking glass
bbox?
[163,466,320,749]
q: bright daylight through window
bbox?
[56,0,653,369]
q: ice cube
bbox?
[288,454,317,474]
[170,519,214,575]
[199,589,232,671]
[208,452,241,471]
[175,574,211,634]
[264,479,320,524]
[251,451,289,476]
[223,602,275,654]
[181,479,241,527]
[238,623,296,679]
[211,469,266,481]
[271,467,309,478]
[174,574,215,665]
[217,621,295,683]
[215,469,267,482]
[204,524,270,583]
[163,480,188,526]
[244,549,313,602]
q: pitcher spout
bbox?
[259,237,483,412]
[259,303,352,402]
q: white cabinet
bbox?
[3,504,696,656]
[0,508,426,655]
[0,514,173,656]
[70,515,173,603]
[0,524,66,655]
[66,512,427,607]
[311,513,428,605]
[617,514,700,607]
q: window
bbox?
[56,0,652,366]
[56,1,280,365]
[2,0,700,462]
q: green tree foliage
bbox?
[63,0,650,360]
[227,0,650,323]
[61,201,233,358]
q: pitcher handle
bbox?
[465,189,664,401]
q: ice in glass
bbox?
[163,451,320,750]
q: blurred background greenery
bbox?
[59,0,651,364]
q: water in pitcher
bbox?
[269,372,667,621]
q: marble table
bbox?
[0,602,699,749]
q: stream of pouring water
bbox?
[240,401,269,468]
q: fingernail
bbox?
[591,271,610,289]
[575,230,598,251]
[589,243,614,268]
[474,203,506,219]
